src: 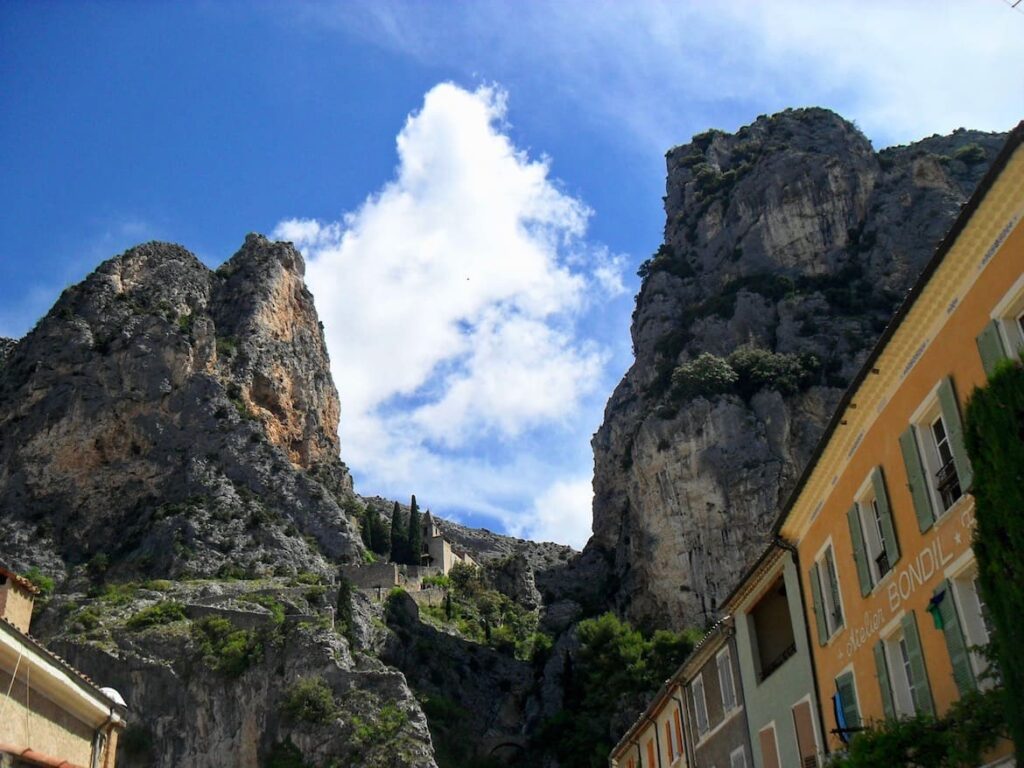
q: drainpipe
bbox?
[774,536,829,762]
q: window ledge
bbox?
[934,492,974,528]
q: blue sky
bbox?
[2,2,1022,548]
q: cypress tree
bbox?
[336,575,355,645]
[964,359,1024,749]
[406,495,423,566]
[389,502,407,564]
[369,506,390,556]
[359,510,373,550]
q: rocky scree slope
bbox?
[588,108,1006,629]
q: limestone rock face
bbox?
[589,109,1005,628]
[0,235,361,581]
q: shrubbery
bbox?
[282,677,337,724]
[830,687,1007,767]
[190,616,263,677]
[126,601,186,630]
[669,346,819,404]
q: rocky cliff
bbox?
[588,109,1006,629]
[0,235,361,582]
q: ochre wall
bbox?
[0,667,96,767]
[792,179,1021,758]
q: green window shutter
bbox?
[902,611,936,717]
[873,640,895,720]
[976,319,1008,377]
[935,581,976,695]
[937,377,974,492]
[871,467,900,566]
[847,505,872,596]
[836,671,861,729]
[809,563,827,646]
[899,426,934,532]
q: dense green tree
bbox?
[537,612,697,768]
[406,495,423,566]
[364,505,390,556]
[389,502,407,564]
[336,575,355,644]
[964,359,1024,749]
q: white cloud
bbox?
[314,0,1024,151]
[275,83,621,546]
[514,477,594,550]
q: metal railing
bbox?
[936,458,962,510]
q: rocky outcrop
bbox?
[589,109,1006,628]
[36,577,437,768]
[0,236,361,582]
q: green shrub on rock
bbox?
[670,353,737,401]
[282,676,337,725]
[190,616,262,677]
[127,601,187,630]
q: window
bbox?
[937,570,994,693]
[978,273,1024,374]
[834,670,860,738]
[730,746,748,768]
[664,720,675,763]
[717,647,737,712]
[810,543,844,644]
[900,378,973,532]
[749,576,797,680]
[758,724,781,768]
[692,674,710,736]
[646,738,656,767]
[848,468,900,596]
[673,707,684,758]
[874,612,934,719]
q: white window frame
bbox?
[991,272,1024,359]
[909,388,962,516]
[813,539,845,638]
[692,673,710,737]
[948,562,994,685]
[730,745,748,768]
[717,646,737,713]
[881,628,916,717]
[853,475,891,587]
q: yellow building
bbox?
[775,121,1023,763]
[609,675,689,768]
[0,565,126,768]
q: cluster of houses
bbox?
[610,124,1023,768]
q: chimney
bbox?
[0,566,39,634]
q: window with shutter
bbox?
[812,543,844,639]
[692,674,710,736]
[835,671,861,730]
[730,746,748,768]
[934,581,976,695]
[717,647,737,712]
[849,467,901,593]
[907,379,972,517]
[984,273,1024,371]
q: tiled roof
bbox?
[0,564,41,595]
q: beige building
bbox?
[421,511,476,574]
[0,565,126,768]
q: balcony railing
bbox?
[936,457,962,510]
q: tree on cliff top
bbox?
[389,502,407,564]
[406,494,423,566]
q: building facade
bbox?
[726,546,824,768]
[610,676,688,768]
[776,123,1023,763]
[0,565,126,768]
[678,619,752,768]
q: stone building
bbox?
[420,511,476,573]
[0,564,126,768]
